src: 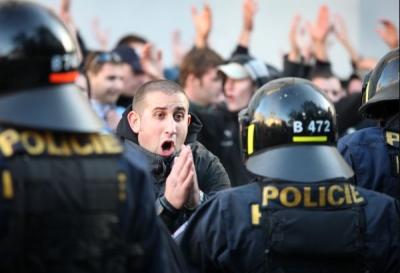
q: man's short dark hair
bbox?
[133,80,188,114]
[179,47,224,87]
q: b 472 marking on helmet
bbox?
[51,53,79,72]
[293,120,330,133]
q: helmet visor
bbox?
[247,145,354,182]
[0,84,103,133]
[375,56,399,94]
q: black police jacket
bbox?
[116,106,231,232]
[0,127,187,273]
[175,179,399,273]
[338,113,399,200]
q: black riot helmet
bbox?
[0,1,103,133]
[239,77,354,182]
[359,48,399,120]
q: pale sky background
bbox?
[24,0,399,79]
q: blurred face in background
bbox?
[312,76,346,103]
[198,67,224,106]
[120,63,149,97]
[89,63,124,104]
[347,78,363,94]
[224,76,255,112]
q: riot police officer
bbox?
[0,2,187,272]
[175,77,399,272]
[338,48,399,200]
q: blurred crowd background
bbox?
[26,0,399,79]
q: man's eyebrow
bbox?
[150,106,187,112]
[152,106,168,111]
[174,106,187,112]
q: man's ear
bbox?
[187,113,191,126]
[127,111,141,133]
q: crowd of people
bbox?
[0,0,398,272]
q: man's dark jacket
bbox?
[116,106,231,232]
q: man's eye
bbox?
[156,113,164,118]
[174,114,184,120]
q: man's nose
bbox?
[165,116,177,135]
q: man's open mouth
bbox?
[161,140,175,156]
